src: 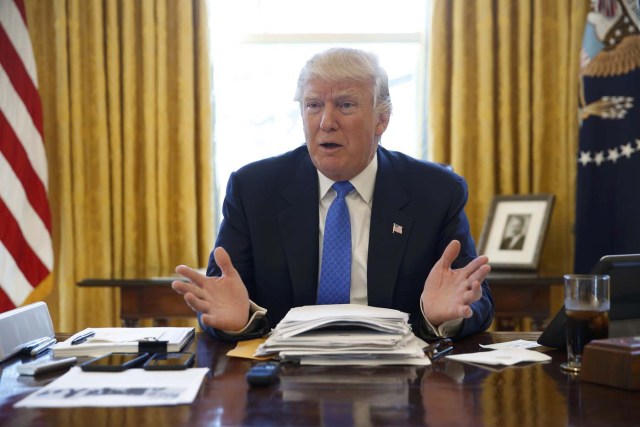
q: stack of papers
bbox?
[52,327,195,357]
[255,304,430,366]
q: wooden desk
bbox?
[2,331,639,426]
[77,278,192,327]
[488,272,563,331]
[80,273,563,330]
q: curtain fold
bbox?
[25,0,214,331]
[430,0,590,276]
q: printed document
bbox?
[14,367,208,408]
[256,304,430,366]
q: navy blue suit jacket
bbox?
[205,145,494,340]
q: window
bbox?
[207,1,431,218]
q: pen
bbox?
[20,336,51,355]
[71,330,95,345]
[30,337,57,356]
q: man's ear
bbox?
[375,113,390,136]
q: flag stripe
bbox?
[0,0,38,87]
[11,0,26,22]
[0,64,47,190]
[0,0,52,312]
[0,152,53,270]
[0,197,49,287]
[0,25,43,135]
[0,286,18,313]
[0,241,36,307]
[0,111,51,229]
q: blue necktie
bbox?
[317,181,355,304]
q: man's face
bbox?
[301,78,388,181]
[506,216,525,237]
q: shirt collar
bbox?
[318,152,378,204]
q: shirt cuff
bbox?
[420,300,463,338]
[219,301,268,336]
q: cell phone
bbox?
[80,352,150,372]
[143,352,195,370]
[246,361,280,386]
[17,357,77,376]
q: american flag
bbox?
[574,0,640,273]
[0,0,53,312]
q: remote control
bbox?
[246,361,281,386]
[17,357,77,376]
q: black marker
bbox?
[71,330,95,345]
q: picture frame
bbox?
[477,194,555,270]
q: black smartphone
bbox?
[80,352,150,372]
[143,352,195,370]
[246,361,280,386]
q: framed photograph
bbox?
[477,194,555,270]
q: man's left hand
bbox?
[420,240,490,326]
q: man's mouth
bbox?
[320,142,341,148]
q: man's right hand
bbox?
[171,247,250,331]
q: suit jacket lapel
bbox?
[367,148,414,307]
[277,151,319,306]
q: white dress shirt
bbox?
[317,153,378,305]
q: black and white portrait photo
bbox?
[499,214,531,251]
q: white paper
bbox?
[52,327,194,357]
[14,367,209,408]
[274,304,410,338]
[299,356,431,366]
[446,348,551,366]
[479,339,542,350]
[255,304,428,366]
[281,304,409,322]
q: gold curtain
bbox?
[429,0,590,277]
[24,0,214,331]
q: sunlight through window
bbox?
[207,0,431,218]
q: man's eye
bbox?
[306,102,321,110]
[340,102,356,111]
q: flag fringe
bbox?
[583,35,640,77]
[22,272,54,307]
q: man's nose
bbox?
[320,106,338,131]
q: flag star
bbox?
[594,151,606,166]
[620,143,634,158]
[578,151,593,166]
[636,139,640,150]
[607,147,620,163]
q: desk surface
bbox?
[2,331,637,427]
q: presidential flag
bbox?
[0,0,54,312]
[574,0,640,273]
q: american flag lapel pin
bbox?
[392,223,403,235]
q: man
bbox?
[172,48,494,341]
[499,215,529,251]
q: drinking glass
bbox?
[561,274,610,373]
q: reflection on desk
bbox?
[2,332,640,426]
